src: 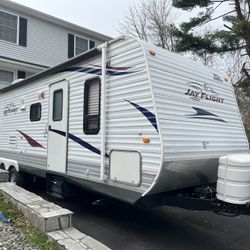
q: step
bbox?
[0,182,72,233]
[48,227,111,250]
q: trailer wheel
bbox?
[9,167,24,186]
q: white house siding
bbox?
[144,43,249,162]
[0,5,104,68]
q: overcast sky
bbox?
[10,0,231,39]
[11,0,137,37]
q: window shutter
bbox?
[89,40,95,49]
[87,80,100,115]
[19,17,27,47]
[84,78,100,134]
[68,33,75,58]
[17,71,26,79]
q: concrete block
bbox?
[57,230,70,239]
[45,217,60,233]
[59,215,71,229]
[63,227,86,241]
[0,169,8,182]
[16,201,29,217]
[82,236,111,250]
[44,215,71,233]
[57,238,87,250]
[36,215,46,232]
[42,209,73,218]
[47,231,65,241]
[0,182,72,233]
[27,199,48,206]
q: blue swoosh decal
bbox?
[62,66,137,76]
[68,133,101,155]
[49,128,66,136]
[187,107,226,123]
[126,99,158,132]
[49,127,108,157]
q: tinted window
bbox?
[84,78,100,134]
[30,103,41,122]
[53,89,63,121]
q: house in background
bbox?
[0,0,111,89]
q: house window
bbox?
[17,71,26,79]
[30,103,42,122]
[84,78,100,134]
[75,36,88,55]
[0,69,13,84]
[68,33,96,58]
[0,10,18,44]
[53,89,63,121]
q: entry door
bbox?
[47,80,68,173]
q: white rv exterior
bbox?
[0,37,248,204]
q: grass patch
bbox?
[0,192,59,250]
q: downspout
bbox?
[98,42,108,180]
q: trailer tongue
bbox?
[138,153,250,216]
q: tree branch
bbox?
[209,10,236,22]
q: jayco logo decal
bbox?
[184,82,224,104]
[3,102,18,116]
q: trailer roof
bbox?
[0,48,101,93]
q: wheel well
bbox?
[0,163,5,170]
[9,165,17,172]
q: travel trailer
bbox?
[0,36,249,213]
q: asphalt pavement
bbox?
[31,182,250,250]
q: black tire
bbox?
[9,167,24,186]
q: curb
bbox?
[0,182,72,233]
[0,171,110,250]
[48,228,110,250]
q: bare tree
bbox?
[120,0,177,51]
[120,1,149,41]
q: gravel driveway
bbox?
[0,221,39,250]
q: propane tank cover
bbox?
[217,153,250,205]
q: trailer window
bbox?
[30,103,42,122]
[53,89,63,121]
[84,78,100,134]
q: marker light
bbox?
[143,138,150,143]
[39,90,45,99]
[149,50,156,56]
[224,75,229,81]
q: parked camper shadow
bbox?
[28,180,250,250]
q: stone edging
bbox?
[0,170,110,250]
